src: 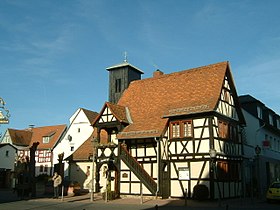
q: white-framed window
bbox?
[43,136,50,144]
[257,106,262,119]
[269,114,273,125]
[277,119,280,129]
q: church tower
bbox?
[106,57,143,104]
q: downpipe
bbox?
[155,137,160,198]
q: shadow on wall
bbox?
[68,162,93,195]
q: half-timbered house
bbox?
[92,61,246,199]
[1,125,67,176]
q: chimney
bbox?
[153,69,164,78]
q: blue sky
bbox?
[1,0,280,135]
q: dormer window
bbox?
[42,131,55,144]
[43,136,50,144]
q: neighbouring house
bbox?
[0,124,67,177]
[0,143,17,188]
[91,60,246,200]
[239,94,280,198]
[66,128,108,191]
[52,108,98,179]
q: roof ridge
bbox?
[130,61,228,84]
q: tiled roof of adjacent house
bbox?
[71,129,108,161]
[117,61,230,139]
[7,125,67,149]
[29,124,67,149]
[8,128,32,146]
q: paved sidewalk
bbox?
[0,189,268,209]
[33,192,267,209]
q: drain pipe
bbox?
[155,137,160,198]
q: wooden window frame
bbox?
[218,120,229,139]
[170,120,193,139]
[182,120,192,137]
[171,121,180,138]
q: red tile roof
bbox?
[71,129,108,161]
[117,61,232,139]
[29,124,67,149]
[8,125,67,149]
[91,102,129,126]
[81,108,99,124]
[8,129,32,146]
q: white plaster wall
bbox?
[69,161,94,189]
[53,109,93,169]
[0,145,16,170]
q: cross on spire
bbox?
[124,51,128,63]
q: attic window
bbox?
[43,136,50,144]
[5,150,9,157]
[42,131,55,144]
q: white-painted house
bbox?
[52,108,98,178]
[239,95,280,198]
[0,143,17,188]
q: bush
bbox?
[193,184,209,200]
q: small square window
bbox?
[43,136,50,144]
[70,146,74,151]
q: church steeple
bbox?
[106,56,143,104]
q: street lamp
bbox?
[90,138,98,202]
